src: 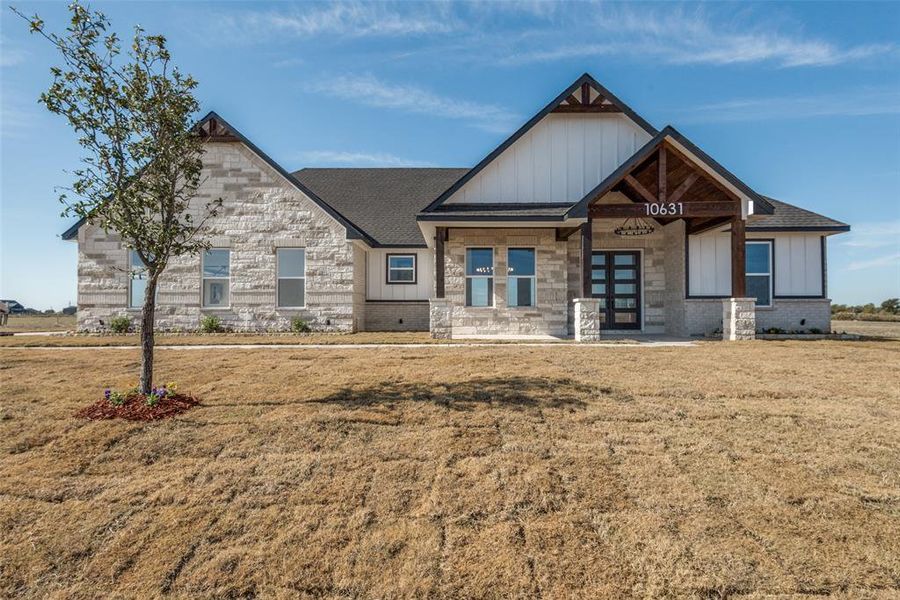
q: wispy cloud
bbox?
[846,252,900,271]
[295,150,434,167]
[0,37,27,68]
[680,88,900,123]
[840,221,900,250]
[307,74,519,133]
[501,5,898,68]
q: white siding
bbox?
[774,234,823,296]
[688,231,824,297]
[446,114,651,204]
[366,248,433,301]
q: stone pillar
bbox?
[723,298,756,341]
[429,298,452,339]
[573,298,601,342]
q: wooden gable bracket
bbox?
[200,117,240,142]
[553,83,623,114]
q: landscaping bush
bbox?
[199,314,223,333]
[291,317,311,334]
[108,315,131,334]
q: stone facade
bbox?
[429,298,452,339]
[77,141,360,332]
[444,228,568,337]
[573,298,601,342]
[365,301,429,331]
[681,297,832,336]
[723,298,756,341]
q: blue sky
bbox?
[1,1,898,309]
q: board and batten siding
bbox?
[446,114,652,204]
[688,232,824,297]
[365,248,433,301]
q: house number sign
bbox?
[645,202,684,216]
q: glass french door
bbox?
[590,251,641,330]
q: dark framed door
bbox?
[590,251,642,330]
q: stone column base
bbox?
[429,298,452,339]
[723,297,756,341]
[573,298,601,343]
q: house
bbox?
[0,299,26,314]
[62,74,849,340]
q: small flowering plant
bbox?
[103,381,179,407]
[104,388,126,406]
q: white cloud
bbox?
[296,150,434,167]
[307,74,519,133]
[846,252,900,271]
[840,221,900,250]
[680,88,900,123]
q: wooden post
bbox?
[581,220,593,298]
[658,146,667,203]
[435,227,446,298]
[731,216,746,297]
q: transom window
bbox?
[277,248,306,308]
[746,241,772,307]
[128,250,148,309]
[386,254,416,284]
[507,248,536,307]
[202,249,230,308]
[465,248,494,307]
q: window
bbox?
[202,249,230,308]
[386,254,416,284]
[507,248,536,307]
[465,248,494,307]
[746,241,772,307]
[277,248,306,308]
[128,250,148,309]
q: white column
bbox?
[573,298,601,342]
[723,297,756,340]
[429,298,452,339]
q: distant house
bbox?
[0,300,26,314]
[62,73,848,340]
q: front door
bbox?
[590,251,642,330]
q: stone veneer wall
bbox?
[683,298,832,335]
[76,141,358,332]
[364,301,429,331]
[445,228,569,337]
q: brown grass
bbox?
[0,314,76,332]
[1,341,899,598]
[833,319,900,340]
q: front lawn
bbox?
[1,342,898,597]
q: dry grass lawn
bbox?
[833,319,900,340]
[0,314,76,333]
[1,341,899,598]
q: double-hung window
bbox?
[465,248,494,307]
[745,241,772,307]
[202,249,230,308]
[507,248,536,307]
[277,248,306,308]
[128,250,149,309]
[386,254,416,284]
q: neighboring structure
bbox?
[0,299,26,314]
[62,74,849,340]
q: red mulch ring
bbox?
[75,393,200,421]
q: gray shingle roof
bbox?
[292,168,467,246]
[749,196,849,231]
[418,203,573,220]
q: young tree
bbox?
[15,2,221,394]
[881,298,899,315]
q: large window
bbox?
[128,250,148,309]
[277,248,306,308]
[202,249,230,308]
[507,248,536,307]
[386,254,416,284]
[746,241,772,307]
[465,248,494,307]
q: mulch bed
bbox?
[75,393,200,421]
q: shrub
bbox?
[104,388,126,406]
[109,315,131,334]
[291,317,311,334]
[809,327,823,334]
[199,314,223,333]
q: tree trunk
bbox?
[139,273,159,395]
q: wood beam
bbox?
[658,147,667,203]
[731,216,746,297]
[565,94,582,106]
[686,215,731,235]
[435,227,446,298]
[669,172,699,204]
[552,104,623,114]
[590,201,741,219]
[663,141,743,204]
[581,82,590,105]
[623,174,658,205]
[581,221,592,298]
[591,94,606,106]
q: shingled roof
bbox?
[748,197,849,232]
[292,168,467,246]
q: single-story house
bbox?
[62,73,849,340]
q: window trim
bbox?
[201,248,231,310]
[745,239,773,308]
[465,246,495,308]
[506,247,536,308]
[276,247,307,309]
[385,253,417,285]
[127,249,151,310]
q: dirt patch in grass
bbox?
[1,341,899,598]
[75,392,199,421]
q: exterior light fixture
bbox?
[614,217,655,236]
